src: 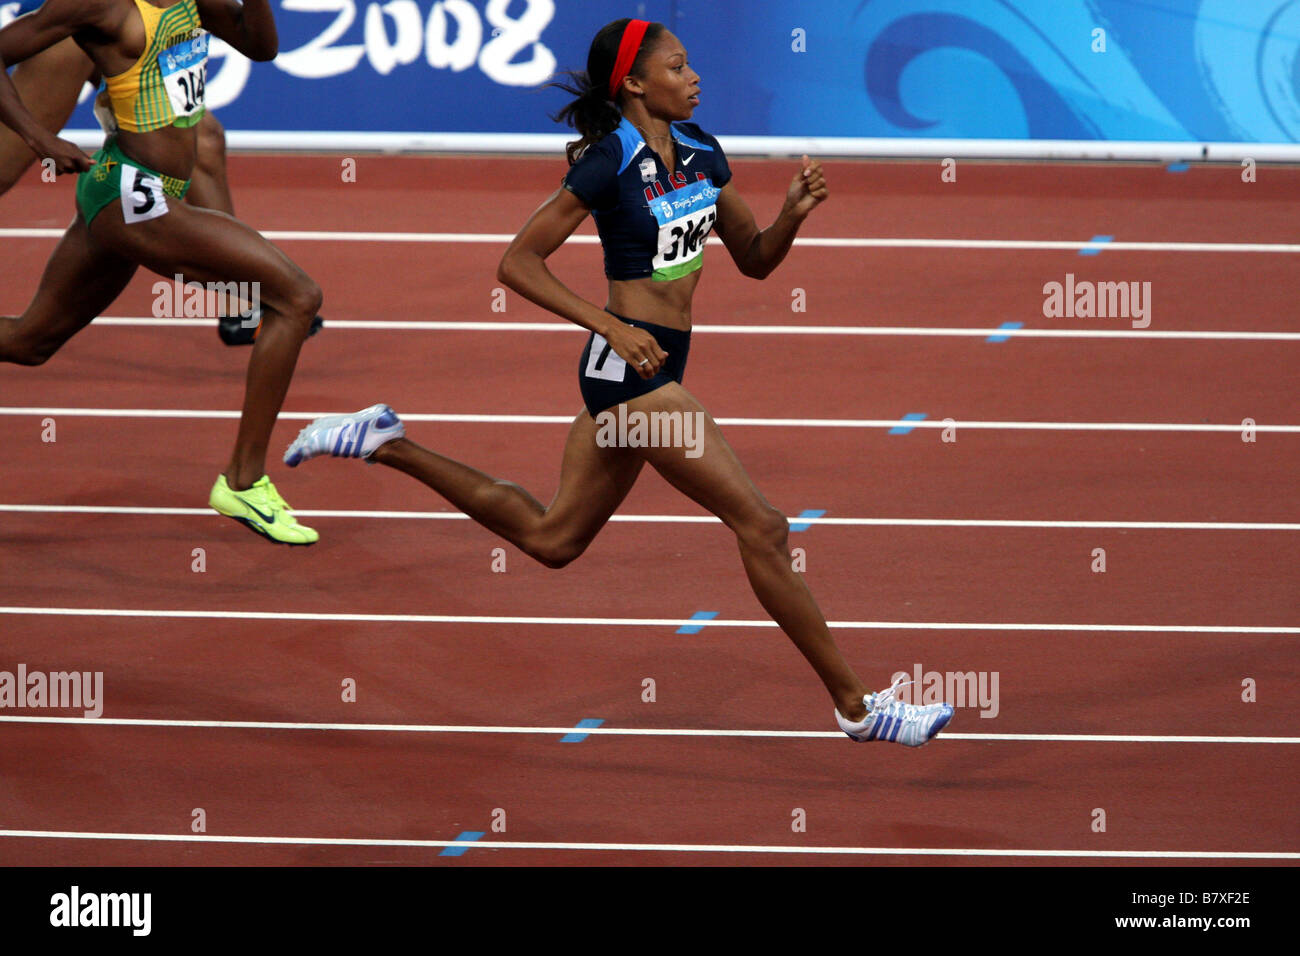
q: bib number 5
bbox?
[120,166,170,225]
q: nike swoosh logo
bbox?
[235,496,276,524]
[682,153,695,166]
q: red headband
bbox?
[608,19,650,99]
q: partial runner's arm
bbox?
[0,0,98,171]
[498,187,669,379]
[196,0,278,62]
[713,156,829,280]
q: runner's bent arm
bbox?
[714,156,829,280]
[497,187,668,376]
[0,0,101,171]
[196,0,278,61]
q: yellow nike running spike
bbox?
[209,474,319,546]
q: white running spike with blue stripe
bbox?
[836,675,954,747]
[284,404,405,467]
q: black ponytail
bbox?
[550,18,666,165]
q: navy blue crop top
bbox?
[562,117,732,282]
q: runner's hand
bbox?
[784,155,828,218]
[605,321,668,380]
[38,136,93,175]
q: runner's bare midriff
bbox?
[114,123,197,180]
[607,268,703,332]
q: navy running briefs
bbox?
[578,314,691,417]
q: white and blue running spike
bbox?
[284,404,405,467]
[835,675,954,747]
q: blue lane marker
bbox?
[1079,235,1113,256]
[438,831,485,857]
[560,718,604,742]
[1166,162,1189,173]
[790,509,826,532]
[888,412,927,436]
[986,321,1023,343]
[675,611,718,635]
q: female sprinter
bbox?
[285,19,953,744]
[0,0,320,544]
[0,0,320,344]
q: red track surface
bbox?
[1,156,1297,865]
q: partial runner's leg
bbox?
[186,113,253,326]
[183,113,323,345]
[89,200,321,490]
[623,384,870,720]
[0,215,138,365]
[186,112,235,215]
[370,410,644,568]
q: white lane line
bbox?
[82,316,1300,340]
[1,505,1296,531]
[0,829,1292,859]
[1,606,1294,634]
[0,715,1292,744]
[6,227,1300,253]
[2,407,1296,433]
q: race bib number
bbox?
[120,165,169,224]
[650,179,719,281]
[158,34,208,119]
[584,334,627,382]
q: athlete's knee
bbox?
[737,504,789,553]
[297,277,324,318]
[1,335,56,366]
[530,539,586,570]
[523,529,588,570]
[274,274,322,331]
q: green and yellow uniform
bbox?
[76,0,207,225]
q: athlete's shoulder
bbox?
[565,119,643,209]
[36,0,122,33]
[42,0,117,19]
[17,0,77,20]
[577,117,644,173]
